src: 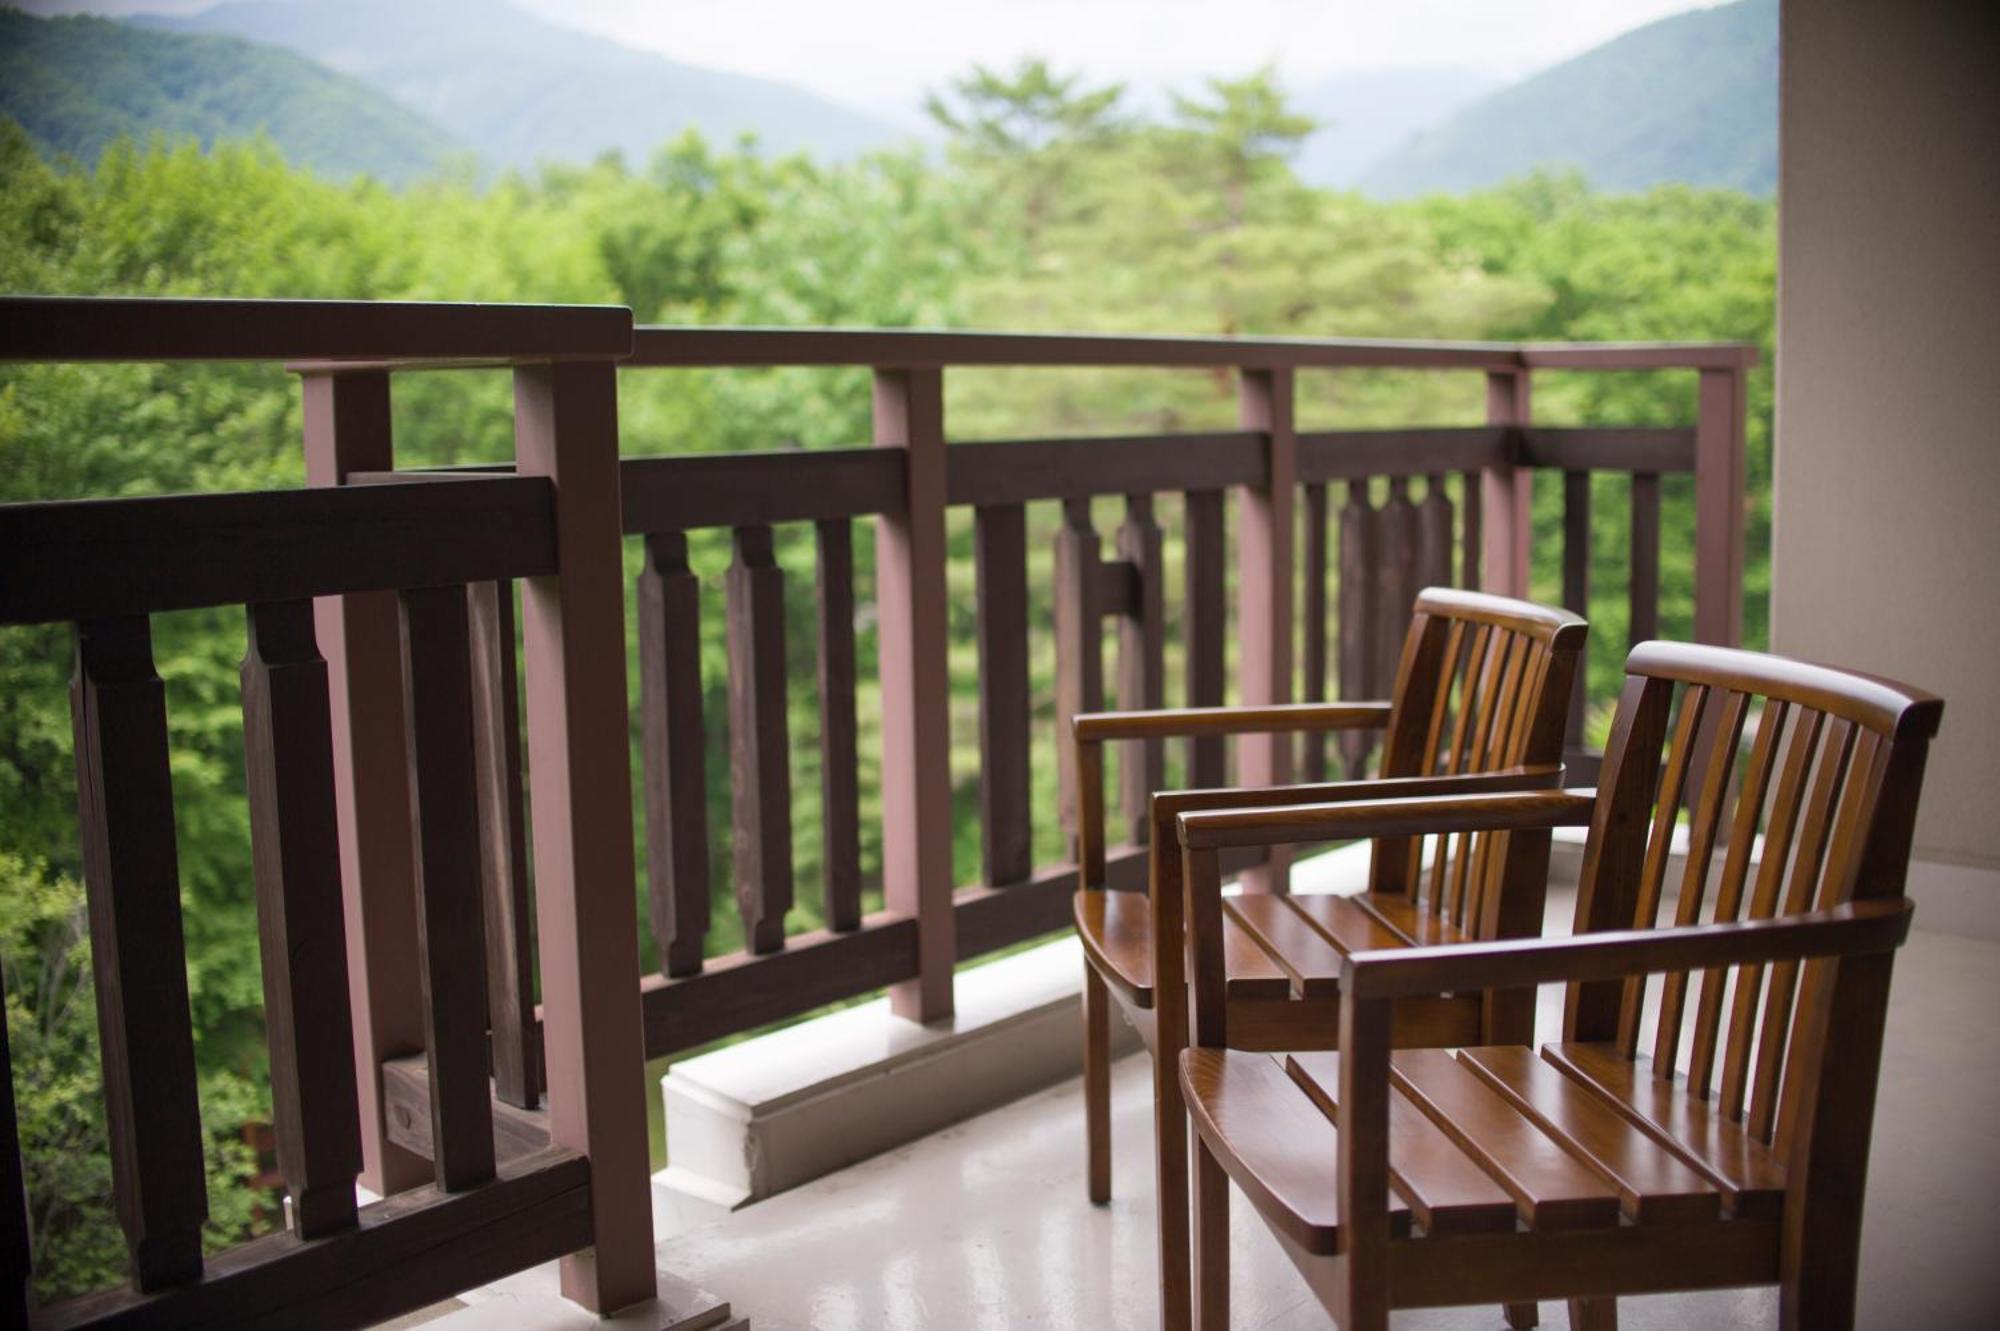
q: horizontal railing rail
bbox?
[0,296,1753,1327]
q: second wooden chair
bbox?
[1073,587,1586,1329]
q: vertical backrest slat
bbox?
[974,504,1032,886]
[1443,623,1496,777]
[1616,684,1713,1056]
[1337,479,1379,778]
[726,524,793,954]
[1422,622,1473,912]
[638,532,711,977]
[1055,498,1104,855]
[1629,473,1662,646]
[242,599,364,1234]
[1650,688,1751,1076]
[1117,495,1167,842]
[1719,708,1827,1119]
[466,580,540,1110]
[1747,718,1858,1140]
[1687,699,1791,1097]
[816,519,864,927]
[1183,489,1228,787]
[1300,481,1331,782]
[70,615,208,1289]
[398,586,497,1192]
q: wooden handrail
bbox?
[0,296,631,364]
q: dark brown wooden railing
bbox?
[0,299,657,1328]
[0,298,1753,1327]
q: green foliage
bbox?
[0,70,1773,1305]
[0,8,467,185]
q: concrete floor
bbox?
[643,924,2000,1330]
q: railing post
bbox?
[873,367,956,1022]
[1694,364,1747,646]
[1237,367,1296,892]
[512,359,656,1313]
[301,369,430,1199]
[1481,368,1534,599]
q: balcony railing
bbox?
[0,296,1754,1328]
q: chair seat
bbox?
[1185,1041,1782,1250]
[1074,887,1471,1011]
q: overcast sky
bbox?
[26,0,1712,122]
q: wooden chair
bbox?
[1074,587,1587,1329]
[1171,641,1942,1330]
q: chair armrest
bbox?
[1341,898,1915,1001]
[1175,788,1598,851]
[1074,700,1392,743]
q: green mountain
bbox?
[146,0,908,170]
[0,7,465,183]
[1291,67,1503,190]
[1361,0,1776,197]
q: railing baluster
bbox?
[816,519,863,929]
[300,368,428,1197]
[1459,469,1482,588]
[242,599,364,1235]
[727,524,794,954]
[1055,498,1104,858]
[1482,370,1533,598]
[70,615,207,1289]
[1237,368,1296,892]
[1183,488,1227,787]
[1694,365,1747,646]
[1562,469,1592,748]
[466,580,540,1110]
[1416,472,1454,592]
[399,585,497,1192]
[1116,495,1166,843]
[1301,481,1330,782]
[639,532,711,977]
[975,504,1032,886]
[1630,471,1662,644]
[1337,478,1379,778]
[1373,476,1421,697]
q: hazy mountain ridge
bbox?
[1290,66,1504,189]
[141,0,911,169]
[1359,0,1777,197]
[0,6,466,182]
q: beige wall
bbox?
[1774,0,2000,872]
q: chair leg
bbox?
[1154,1034,1191,1330]
[1567,1297,1616,1330]
[1192,1133,1229,1331]
[1085,965,1112,1204]
[1505,1302,1540,1328]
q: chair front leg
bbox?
[1154,1046,1192,1331]
[1084,964,1113,1204]
[1192,1131,1229,1331]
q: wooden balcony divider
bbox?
[0,297,1753,1328]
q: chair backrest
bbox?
[1563,641,1942,1156]
[1365,588,1587,934]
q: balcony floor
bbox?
[423,919,2000,1329]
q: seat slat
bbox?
[1289,1052,1516,1236]
[1358,892,1467,949]
[1542,1042,1785,1219]
[1289,893,1408,956]
[1459,1046,1720,1225]
[1074,889,1292,1005]
[1181,1049,1413,1256]
[1225,895,1345,998]
[1390,1048,1623,1231]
